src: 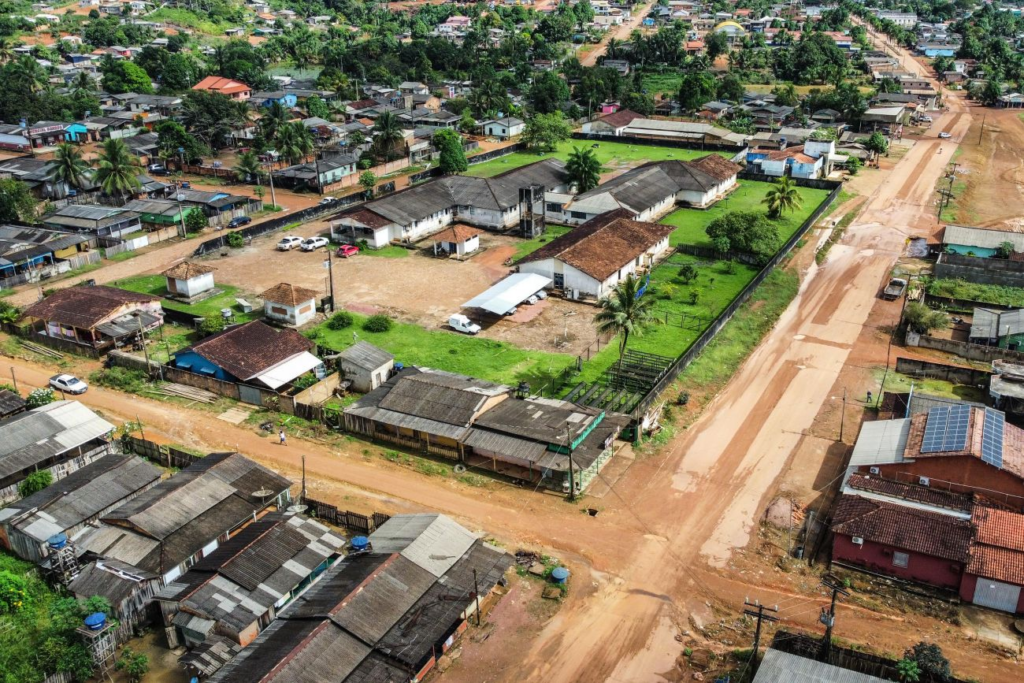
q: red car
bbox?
[336,244,360,258]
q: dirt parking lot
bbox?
[196,228,601,355]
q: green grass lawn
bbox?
[661,182,831,248]
[465,140,733,178]
[353,245,410,258]
[642,72,683,96]
[514,224,572,260]
[315,313,576,392]
[574,252,760,385]
[113,275,263,323]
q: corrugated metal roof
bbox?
[370,514,478,578]
[943,225,1024,252]
[849,419,910,470]
[753,649,888,682]
[330,555,435,643]
[0,401,114,481]
[338,341,394,371]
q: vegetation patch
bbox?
[113,275,262,323]
[514,224,573,259]
[926,278,1024,308]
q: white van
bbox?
[449,313,481,335]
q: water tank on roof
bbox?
[550,567,570,584]
[47,533,68,550]
[83,612,106,631]
[351,536,370,552]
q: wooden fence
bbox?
[304,497,390,533]
[121,434,203,469]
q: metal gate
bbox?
[238,384,263,406]
[972,578,1021,612]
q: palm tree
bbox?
[72,70,94,96]
[371,111,404,162]
[761,176,802,219]
[276,122,314,165]
[93,138,141,205]
[0,38,15,65]
[259,101,290,144]
[565,146,602,193]
[594,273,655,373]
[235,150,264,182]
[9,55,46,93]
[50,143,92,191]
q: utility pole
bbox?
[473,568,481,626]
[979,110,986,145]
[818,574,850,662]
[565,422,576,502]
[9,366,17,393]
[839,387,847,442]
[135,313,150,369]
[743,599,779,669]
[326,250,335,313]
[300,454,306,507]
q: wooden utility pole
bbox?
[818,574,850,662]
[743,599,779,671]
[565,423,576,502]
[473,568,481,626]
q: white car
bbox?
[525,295,539,305]
[939,132,952,139]
[49,374,88,395]
[301,236,329,251]
[277,235,303,251]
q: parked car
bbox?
[277,235,303,251]
[49,374,87,395]
[147,163,168,176]
[227,216,252,229]
[336,244,360,258]
[939,131,952,139]
[301,236,329,251]
[525,295,539,305]
[535,290,548,300]
[918,115,933,123]
[449,313,481,335]
[504,307,518,316]
[318,197,337,206]
[882,277,908,301]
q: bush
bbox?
[362,314,393,333]
[688,289,700,305]
[89,367,148,394]
[115,647,149,683]
[292,373,319,390]
[327,311,354,330]
[198,315,226,337]
[226,232,244,248]
[655,284,676,300]
[0,571,30,614]
[17,470,52,498]
[185,209,208,233]
[904,301,948,334]
[677,264,698,284]
[25,388,55,408]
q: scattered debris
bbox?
[528,562,546,577]
[155,383,218,403]
[542,587,562,600]
[19,340,64,360]
[515,550,539,566]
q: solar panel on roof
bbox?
[981,408,1005,469]
[921,404,971,453]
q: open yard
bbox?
[465,140,735,179]
[112,274,263,324]
[661,182,831,248]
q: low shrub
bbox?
[226,232,244,248]
[89,367,148,394]
[363,314,393,333]
[198,315,225,337]
[327,311,354,330]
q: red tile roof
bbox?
[689,154,741,183]
[904,408,1024,480]
[184,320,314,380]
[429,224,483,243]
[595,108,643,129]
[846,474,973,512]
[193,76,251,95]
[261,283,319,306]
[23,285,159,329]
[831,494,972,562]
[967,505,1024,584]
[162,261,216,280]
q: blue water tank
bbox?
[550,567,570,584]
[351,536,370,552]
[47,533,67,550]
[84,613,106,631]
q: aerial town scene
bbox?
[1,0,1024,681]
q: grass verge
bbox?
[926,278,1024,308]
[113,275,263,323]
[514,224,572,259]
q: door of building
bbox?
[972,578,1021,613]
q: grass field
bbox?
[114,275,263,323]
[642,72,683,96]
[514,224,572,259]
[661,182,831,248]
[315,312,576,390]
[465,140,732,178]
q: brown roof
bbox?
[846,474,973,512]
[689,154,741,182]
[904,408,1024,480]
[831,494,972,562]
[595,108,643,129]
[766,145,808,161]
[430,224,483,243]
[193,76,251,94]
[23,285,159,329]
[261,283,320,307]
[518,209,674,282]
[184,320,314,380]
[162,261,216,280]
[967,506,1024,584]
[337,207,395,229]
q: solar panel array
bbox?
[981,408,1005,469]
[920,404,971,453]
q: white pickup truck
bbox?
[449,313,481,335]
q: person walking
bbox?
[279,429,287,446]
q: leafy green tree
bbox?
[160,53,199,92]
[50,143,92,191]
[705,31,729,61]
[716,73,746,102]
[565,146,601,193]
[94,138,141,204]
[306,95,330,120]
[0,178,36,223]
[706,211,780,262]
[359,171,377,194]
[100,57,153,94]
[904,642,951,681]
[904,301,948,334]
[997,241,1015,259]
[788,33,848,84]
[185,209,208,233]
[678,71,718,112]
[17,470,52,498]
[259,101,290,143]
[433,129,468,174]
[181,90,249,150]
[761,177,802,219]
[522,111,572,152]
[865,131,889,156]
[846,157,861,175]
[115,647,149,683]
[897,658,920,682]
[771,82,799,107]
[981,77,1003,106]
[155,120,208,164]
[25,387,55,408]
[621,90,655,116]
[528,70,570,114]
[594,273,656,373]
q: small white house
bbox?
[481,117,525,140]
[261,283,319,327]
[337,341,394,393]
[161,261,216,301]
[430,224,482,260]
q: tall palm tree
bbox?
[9,55,47,93]
[93,139,141,205]
[0,38,15,65]
[276,122,314,165]
[565,146,602,193]
[259,101,290,143]
[371,111,404,161]
[594,274,655,374]
[235,150,264,182]
[50,143,92,191]
[72,70,94,96]
[761,176,802,219]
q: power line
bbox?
[743,599,779,676]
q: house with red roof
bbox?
[960,506,1024,612]
[192,76,252,101]
[581,108,644,136]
